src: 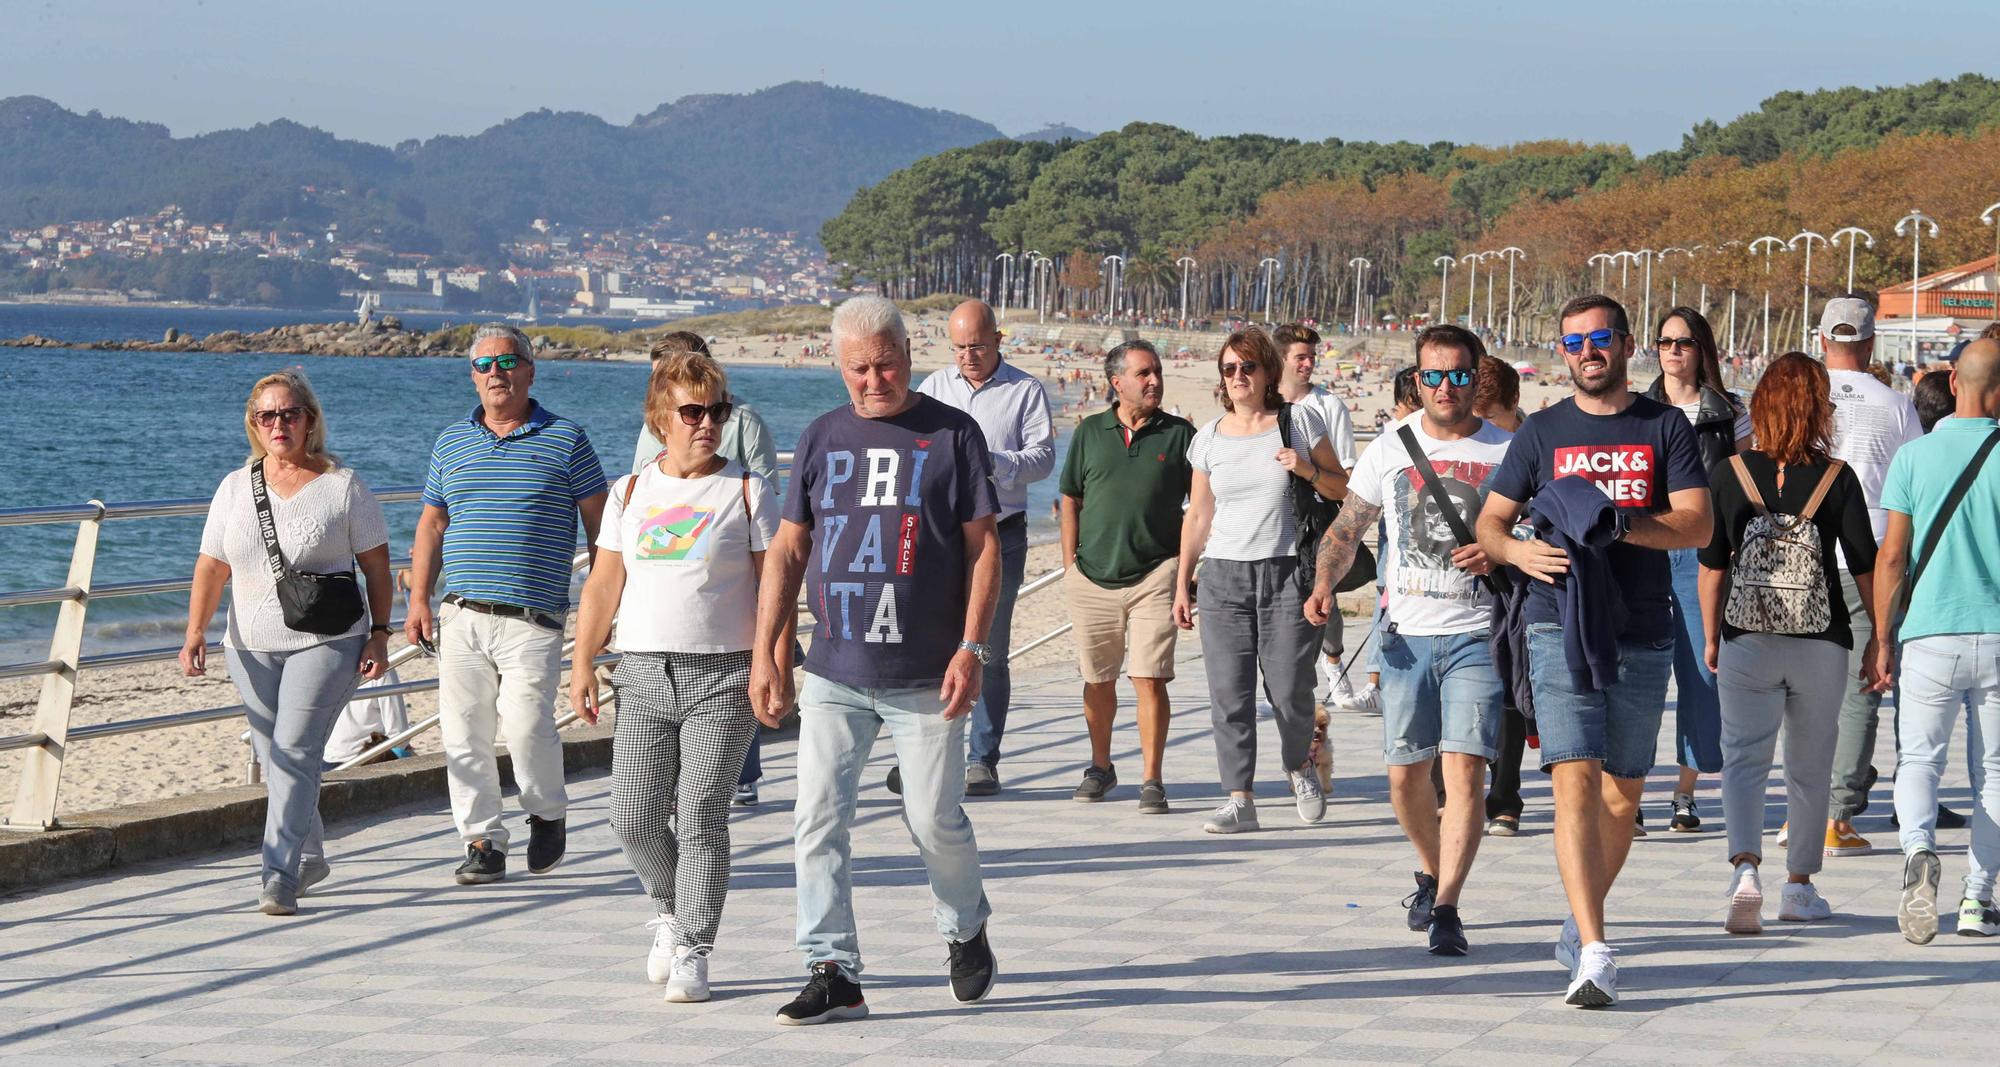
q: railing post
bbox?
[6,502,103,831]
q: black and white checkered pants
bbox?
[609,649,756,949]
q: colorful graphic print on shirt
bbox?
[1552,444,1656,506]
[634,504,716,562]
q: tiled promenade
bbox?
[4,614,1997,1066]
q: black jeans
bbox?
[1486,702,1530,819]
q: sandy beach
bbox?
[0,310,1578,818]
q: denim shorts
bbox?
[1526,622,1674,779]
[1377,628,1503,765]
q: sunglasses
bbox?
[1419,369,1474,389]
[252,406,307,427]
[676,401,734,427]
[1559,328,1625,354]
[1219,361,1261,379]
[1655,336,1699,351]
[471,354,524,374]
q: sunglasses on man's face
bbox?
[471,354,524,374]
[1419,369,1474,389]
[677,401,734,427]
[253,406,307,428]
[1219,361,1261,379]
[1655,336,1699,351]
[1559,328,1625,355]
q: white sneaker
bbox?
[1349,683,1380,713]
[1327,667,1356,708]
[1203,797,1260,834]
[1555,916,1581,972]
[1290,769,1326,824]
[1724,862,1763,935]
[645,914,677,984]
[1778,881,1832,922]
[1565,942,1618,1007]
[1775,822,1790,848]
[663,946,711,1003]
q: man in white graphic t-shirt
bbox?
[1305,324,1511,958]
[1818,295,1929,856]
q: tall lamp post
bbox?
[1748,235,1787,357]
[1024,249,1044,318]
[993,252,1014,322]
[1588,251,1615,292]
[1636,249,1656,346]
[1175,255,1197,327]
[1458,251,1479,327]
[1434,254,1456,323]
[1788,231,1829,351]
[1348,256,1371,332]
[1102,254,1126,317]
[1712,240,1744,351]
[1981,203,2000,324]
[1479,250,1500,332]
[1829,227,1874,294]
[1498,246,1524,344]
[1895,210,1939,365]
[1258,257,1280,323]
[1659,247,1690,307]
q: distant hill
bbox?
[1014,123,1093,143]
[0,82,1004,257]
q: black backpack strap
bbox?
[1397,424,1499,596]
[246,460,290,583]
[1905,428,2000,605]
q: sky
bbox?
[7,0,1990,153]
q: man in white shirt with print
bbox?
[1306,323,1510,958]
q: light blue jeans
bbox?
[227,635,365,889]
[793,672,991,977]
[1894,633,2000,901]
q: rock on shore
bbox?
[1,320,586,359]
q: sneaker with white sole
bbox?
[1775,822,1789,848]
[1555,915,1581,972]
[1290,769,1326,824]
[1565,942,1618,1007]
[1327,667,1356,708]
[1899,848,1942,945]
[1203,797,1260,834]
[664,946,711,1003]
[1778,881,1832,922]
[645,914,677,984]
[1957,897,2000,937]
[1724,862,1763,935]
[1347,682,1380,714]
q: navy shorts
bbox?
[1526,622,1673,780]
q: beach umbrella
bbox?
[1512,361,1538,375]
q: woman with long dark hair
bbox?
[1698,352,1878,933]
[1643,307,1751,834]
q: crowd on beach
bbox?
[175,287,2000,1020]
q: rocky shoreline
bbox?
[0,319,598,358]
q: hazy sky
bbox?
[8,0,1988,153]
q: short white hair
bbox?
[831,295,907,358]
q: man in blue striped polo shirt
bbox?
[407,324,609,885]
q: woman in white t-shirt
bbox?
[181,369,392,917]
[1176,328,1347,834]
[570,352,779,1004]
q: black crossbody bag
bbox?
[1278,403,1376,595]
[249,460,366,636]
[1893,427,2000,628]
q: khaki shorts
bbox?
[1065,556,1179,684]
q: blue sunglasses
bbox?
[1419,369,1474,389]
[1559,328,1625,354]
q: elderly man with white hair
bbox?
[407,323,608,886]
[750,294,1003,1025]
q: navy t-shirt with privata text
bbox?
[784,394,1000,688]
[1488,395,1708,642]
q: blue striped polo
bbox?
[422,400,609,614]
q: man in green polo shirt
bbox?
[1059,339,1196,813]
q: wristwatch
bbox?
[369,624,394,636]
[958,640,994,665]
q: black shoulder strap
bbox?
[1275,402,1294,450]
[1397,423,1500,596]
[246,460,290,582]
[1907,428,2000,600]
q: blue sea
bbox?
[0,303,1071,661]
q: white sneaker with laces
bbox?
[663,945,711,1003]
[645,914,677,984]
[1778,881,1832,922]
[1327,667,1356,708]
[1350,682,1380,713]
[1565,942,1617,1007]
[1725,862,1763,935]
[1555,915,1580,972]
[1203,797,1260,834]
[1290,769,1326,824]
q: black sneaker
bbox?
[454,840,506,885]
[1403,871,1438,932]
[1936,805,1970,830]
[1427,904,1468,956]
[775,962,869,1026]
[1073,763,1117,802]
[734,781,759,806]
[526,815,565,874]
[1670,793,1702,832]
[947,924,997,1004]
[886,765,903,796]
[1137,779,1170,814]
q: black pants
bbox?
[1486,702,1530,819]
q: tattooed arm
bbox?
[1302,498,1383,625]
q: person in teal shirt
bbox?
[1874,338,2000,944]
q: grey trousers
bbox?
[1718,633,1847,876]
[1197,557,1320,793]
[1827,571,1882,819]
[227,635,366,888]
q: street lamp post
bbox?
[1176,255,1197,327]
[1479,250,1500,332]
[1788,231,1828,351]
[1588,252,1615,293]
[1829,227,1874,294]
[1713,240,1744,351]
[993,252,1014,322]
[1024,250,1044,318]
[1102,254,1126,317]
[1458,251,1479,327]
[1434,255,1456,322]
[1660,247,1689,307]
[1636,249,1656,346]
[1895,210,1940,365]
[1258,257,1280,324]
[1348,256,1371,333]
[1498,246,1524,344]
[1748,235,1787,357]
[1981,203,2000,324]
